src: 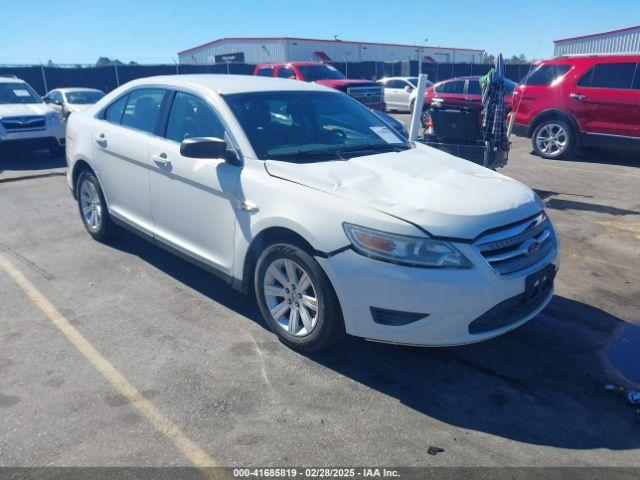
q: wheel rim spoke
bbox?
[264,285,286,297]
[284,260,297,286]
[288,308,299,334]
[302,295,317,311]
[268,264,289,287]
[297,272,311,292]
[299,306,314,331]
[270,300,290,320]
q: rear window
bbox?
[467,80,481,95]
[577,62,637,89]
[435,80,464,94]
[523,65,571,86]
[256,67,274,77]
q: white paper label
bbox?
[13,89,31,97]
[370,126,402,144]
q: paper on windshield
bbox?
[370,126,402,144]
[13,89,31,97]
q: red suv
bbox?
[411,76,515,127]
[512,55,640,159]
[254,61,385,110]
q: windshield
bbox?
[297,65,346,82]
[505,79,517,93]
[407,78,419,87]
[0,82,42,104]
[65,90,105,104]
[224,91,407,161]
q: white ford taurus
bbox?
[66,75,558,351]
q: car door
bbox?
[384,80,406,109]
[570,61,639,138]
[92,87,167,236]
[148,90,241,275]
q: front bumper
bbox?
[317,243,558,346]
[0,123,66,150]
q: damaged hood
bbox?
[265,146,541,239]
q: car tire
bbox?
[76,169,115,241]
[254,243,345,352]
[532,119,575,160]
[49,144,65,157]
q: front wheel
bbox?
[254,243,345,352]
[532,120,575,159]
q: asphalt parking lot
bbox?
[1,123,639,468]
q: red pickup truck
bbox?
[254,61,385,110]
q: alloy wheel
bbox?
[263,258,319,337]
[79,178,103,232]
[535,123,569,157]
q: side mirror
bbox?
[180,137,239,164]
[404,85,412,92]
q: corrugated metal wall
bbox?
[554,28,640,55]
[179,39,483,65]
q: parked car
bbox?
[410,76,516,127]
[378,76,432,112]
[67,75,558,352]
[0,76,65,156]
[511,54,640,159]
[254,61,385,110]
[44,88,105,119]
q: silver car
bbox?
[378,77,432,112]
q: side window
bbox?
[277,67,295,79]
[388,80,404,89]
[525,65,571,86]
[467,80,482,95]
[634,64,640,90]
[165,92,225,143]
[256,67,274,77]
[579,63,636,89]
[440,81,465,94]
[104,94,128,124]
[121,88,166,134]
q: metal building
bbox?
[177,37,484,65]
[554,25,640,56]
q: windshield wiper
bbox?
[264,149,341,161]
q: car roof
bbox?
[123,74,336,94]
[55,87,104,93]
[257,61,327,67]
[0,76,25,84]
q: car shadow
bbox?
[106,229,640,451]
[530,146,640,168]
[534,189,640,217]
[0,149,66,174]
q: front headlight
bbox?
[343,223,472,268]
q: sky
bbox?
[1,0,638,65]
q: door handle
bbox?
[570,93,586,100]
[152,153,172,170]
[94,133,107,148]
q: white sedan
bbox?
[66,75,558,351]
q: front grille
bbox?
[474,212,556,275]
[346,86,384,106]
[1,115,45,131]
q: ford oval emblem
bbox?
[525,239,541,256]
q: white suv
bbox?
[66,75,558,352]
[0,77,66,156]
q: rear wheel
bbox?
[76,170,115,241]
[254,243,345,352]
[532,120,575,159]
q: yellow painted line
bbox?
[0,254,218,473]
